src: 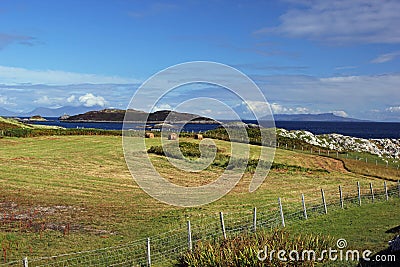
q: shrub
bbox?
[177,229,335,267]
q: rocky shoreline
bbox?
[277,128,400,159]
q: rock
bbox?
[277,129,400,159]
[29,115,47,121]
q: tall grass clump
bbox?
[177,229,335,267]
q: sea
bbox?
[28,118,400,139]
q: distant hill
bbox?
[0,107,17,117]
[63,109,219,123]
[268,113,367,122]
[0,106,104,117]
[25,106,104,117]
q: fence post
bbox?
[370,182,374,203]
[384,181,389,201]
[336,151,339,157]
[147,238,151,267]
[398,180,400,198]
[253,207,257,232]
[23,257,28,267]
[187,221,192,251]
[220,212,226,239]
[357,182,361,206]
[339,185,344,209]
[278,197,285,227]
[311,148,313,154]
[301,194,308,219]
[318,149,321,155]
[321,189,327,214]
[327,150,330,156]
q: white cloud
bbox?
[152,103,172,111]
[252,72,400,120]
[246,100,271,115]
[0,65,140,85]
[255,0,400,44]
[0,95,14,105]
[332,110,348,117]
[270,103,311,114]
[371,51,400,63]
[67,95,76,103]
[386,106,400,113]
[79,93,107,107]
[33,95,64,106]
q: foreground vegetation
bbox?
[178,230,335,267]
[178,199,400,267]
[0,132,399,265]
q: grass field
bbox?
[0,135,399,264]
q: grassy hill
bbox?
[0,116,31,129]
[0,135,399,265]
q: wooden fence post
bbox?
[278,198,285,227]
[301,194,308,219]
[339,185,344,209]
[253,207,257,232]
[370,182,374,203]
[321,189,327,214]
[357,182,361,206]
[23,257,28,267]
[220,212,226,239]
[147,238,151,267]
[187,221,192,251]
[384,181,389,201]
[397,180,400,198]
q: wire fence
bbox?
[3,181,400,267]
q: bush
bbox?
[177,229,335,267]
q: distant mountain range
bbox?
[271,113,368,122]
[0,106,367,122]
[0,106,104,117]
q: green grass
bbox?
[288,198,400,253]
[177,199,400,267]
[0,135,398,264]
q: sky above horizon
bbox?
[0,0,399,121]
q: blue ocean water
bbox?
[29,118,400,139]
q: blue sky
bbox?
[0,0,399,121]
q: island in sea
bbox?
[60,108,220,124]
